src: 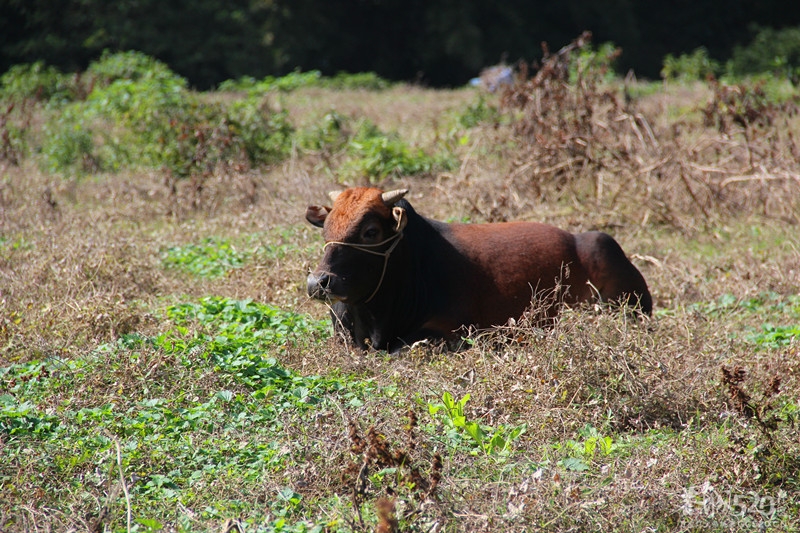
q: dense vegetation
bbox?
[2,1,800,87]
[1,41,800,532]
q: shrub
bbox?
[570,41,621,84]
[296,110,350,152]
[728,25,800,83]
[40,52,294,177]
[218,70,392,93]
[0,62,79,103]
[324,71,392,90]
[41,71,191,175]
[702,78,799,133]
[661,47,720,81]
[0,102,31,164]
[217,70,322,93]
[340,119,457,182]
[226,97,294,166]
[87,50,179,87]
[86,69,192,171]
[40,103,105,174]
[456,95,502,129]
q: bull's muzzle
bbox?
[306,272,332,300]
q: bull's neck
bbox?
[356,221,433,350]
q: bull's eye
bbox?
[361,226,381,242]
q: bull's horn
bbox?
[328,190,342,203]
[382,189,409,205]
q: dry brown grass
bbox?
[486,35,800,237]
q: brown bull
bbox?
[306,187,652,352]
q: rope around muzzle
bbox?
[322,231,404,303]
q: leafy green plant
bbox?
[661,47,720,82]
[456,95,501,129]
[324,71,392,90]
[227,96,294,165]
[428,391,526,456]
[161,238,248,278]
[0,394,59,436]
[747,324,800,349]
[87,50,180,87]
[728,25,800,83]
[570,42,621,84]
[297,111,350,152]
[160,298,342,408]
[689,292,800,319]
[340,119,456,182]
[39,52,295,177]
[218,70,392,93]
[0,296,375,529]
[555,424,616,472]
[1,351,317,525]
[40,102,103,174]
[162,296,330,353]
[0,61,79,103]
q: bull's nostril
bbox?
[307,272,330,298]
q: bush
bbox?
[217,70,322,93]
[40,52,295,177]
[324,71,392,90]
[0,62,79,103]
[0,102,31,164]
[226,97,294,166]
[661,47,720,81]
[340,119,457,182]
[296,110,350,152]
[218,70,392,93]
[570,42,621,85]
[41,61,193,175]
[728,25,800,83]
[457,95,501,129]
[87,50,181,87]
[40,103,106,174]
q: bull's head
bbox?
[306,187,408,303]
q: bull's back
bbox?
[446,222,592,327]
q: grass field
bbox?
[1,55,800,532]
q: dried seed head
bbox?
[768,375,781,397]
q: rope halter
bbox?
[322,230,404,303]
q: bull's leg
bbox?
[574,231,653,315]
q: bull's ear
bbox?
[305,205,330,228]
[392,206,407,232]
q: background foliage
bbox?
[1,0,800,87]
